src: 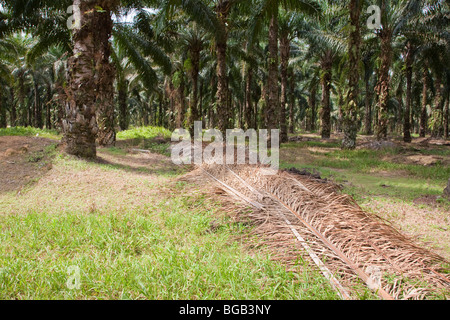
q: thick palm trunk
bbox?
[280,33,290,142]
[95,4,115,147]
[375,30,393,141]
[342,0,361,149]
[267,11,280,138]
[63,0,115,158]
[419,67,428,137]
[320,50,332,139]
[216,1,230,132]
[403,44,413,142]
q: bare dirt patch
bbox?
[0,136,55,193]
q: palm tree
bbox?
[403,41,415,142]
[297,2,345,139]
[0,37,16,127]
[341,0,361,149]
[247,0,319,143]
[278,11,302,141]
[177,24,205,133]
[372,0,422,141]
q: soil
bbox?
[0,136,56,193]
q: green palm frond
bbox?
[113,25,158,91]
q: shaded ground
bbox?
[0,136,55,193]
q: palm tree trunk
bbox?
[289,69,295,134]
[216,1,230,132]
[395,78,403,135]
[165,77,176,130]
[18,75,26,126]
[27,101,33,127]
[444,93,449,138]
[403,43,413,142]
[267,9,280,140]
[320,50,332,139]
[176,73,186,129]
[280,33,290,142]
[95,3,116,147]
[33,76,43,129]
[337,88,344,132]
[375,29,393,141]
[188,47,201,134]
[46,83,52,130]
[419,66,428,138]
[118,81,128,130]
[10,87,16,127]
[199,81,204,127]
[63,0,116,158]
[244,66,253,130]
[308,84,317,132]
[143,102,149,126]
[431,72,443,137]
[0,88,5,128]
[342,0,361,149]
[364,66,373,135]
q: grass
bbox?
[281,142,450,182]
[116,126,173,157]
[0,149,339,300]
[0,126,61,140]
[0,209,337,299]
[280,147,450,205]
[1,127,448,299]
[117,126,172,141]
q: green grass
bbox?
[282,143,450,181]
[280,138,450,207]
[0,126,61,140]
[116,126,172,157]
[0,152,339,300]
[0,209,338,299]
[117,126,172,141]
[282,141,341,149]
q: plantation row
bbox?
[0,0,448,158]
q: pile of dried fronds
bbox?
[185,163,449,300]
